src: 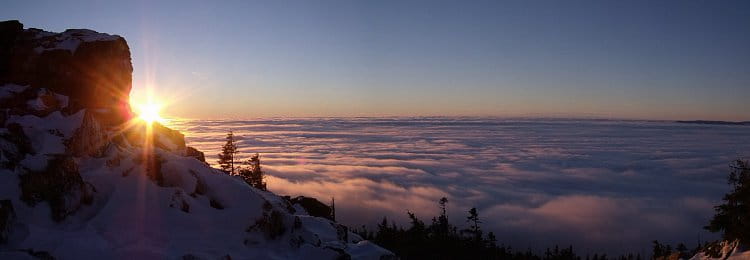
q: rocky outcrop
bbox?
[186,146,206,163]
[284,196,334,221]
[66,110,109,157]
[19,155,94,222]
[121,121,187,154]
[153,122,186,152]
[0,122,33,169]
[0,20,133,125]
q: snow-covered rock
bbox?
[0,20,133,125]
[0,20,393,259]
[689,240,750,260]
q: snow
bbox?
[0,84,28,99]
[8,111,84,139]
[30,28,121,54]
[19,154,49,172]
[2,23,391,260]
[0,110,392,259]
[24,99,46,111]
[32,30,55,39]
[348,241,396,260]
[689,241,750,260]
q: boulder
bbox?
[0,122,33,168]
[66,110,109,157]
[284,196,334,221]
[152,122,186,152]
[122,121,187,153]
[19,155,94,221]
[0,20,133,125]
[145,152,165,186]
[186,146,206,163]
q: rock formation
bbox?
[0,20,133,126]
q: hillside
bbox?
[0,20,393,259]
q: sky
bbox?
[2,0,749,120]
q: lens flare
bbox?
[135,102,164,124]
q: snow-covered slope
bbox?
[0,20,393,259]
[689,241,750,260]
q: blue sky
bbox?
[2,0,749,120]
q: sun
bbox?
[134,102,164,124]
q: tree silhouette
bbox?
[330,197,336,222]
[436,197,450,236]
[239,153,266,190]
[675,243,688,258]
[439,197,448,217]
[487,231,497,248]
[350,196,655,259]
[216,130,238,175]
[652,240,664,258]
[464,207,482,242]
[705,159,750,246]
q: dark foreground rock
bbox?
[284,196,334,221]
[0,20,133,126]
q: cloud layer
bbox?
[168,118,750,254]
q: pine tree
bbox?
[464,207,482,241]
[239,153,267,190]
[652,240,664,258]
[376,216,390,242]
[250,153,266,190]
[217,130,238,174]
[705,159,750,246]
[487,232,497,247]
[437,197,449,235]
[439,197,448,217]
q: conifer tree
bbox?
[217,130,238,174]
[239,153,267,190]
[436,197,450,235]
[705,159,750,246]
[439,197,448,218]
[464,207,482,241]
[487,232,497,247]
[652,240,664,258]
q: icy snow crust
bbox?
[0,105,391,259]
[32,29,120,54]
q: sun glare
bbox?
[135,103,164,124]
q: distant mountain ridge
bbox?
[676,120,750,126]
